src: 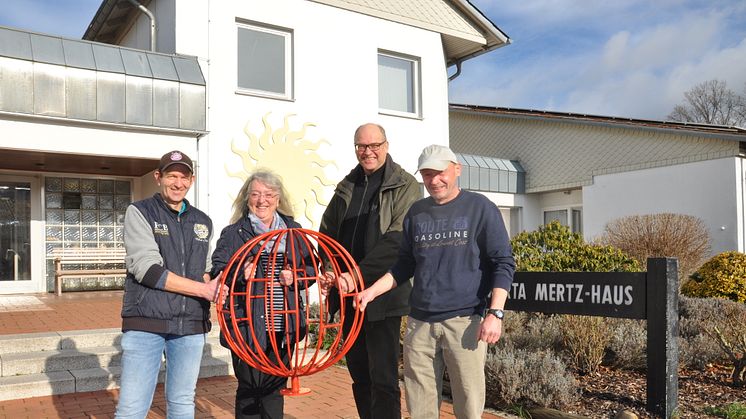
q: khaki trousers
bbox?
[403,315,487,419]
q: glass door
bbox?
[0,176,39,293]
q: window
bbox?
[544,210,568,226]
[378,51,420,117]
[543,208,582,233]
[237,22,292,99]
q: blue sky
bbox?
[1,0,745,121]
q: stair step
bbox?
[0,346,233,401]
[0,327,233,401]
[1,337,229,377]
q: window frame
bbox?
[235,20,294,101]
[377,50,421,119]
[542,206,583,234]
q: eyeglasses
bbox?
[249,192,279,201]
[354,140,387,152]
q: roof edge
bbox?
[449,103,746,139]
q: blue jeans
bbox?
[115,331,206,419]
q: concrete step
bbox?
[0,328,232,401]
[0,338,230,376]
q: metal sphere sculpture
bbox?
[216,228,364,395]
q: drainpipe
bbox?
[448,59,464,82]
[126,0,156,51]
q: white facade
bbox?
[0,0,505,294]
[449,106,746,255]
[118,0,457,230]
[584,157,744,254]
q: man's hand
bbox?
[355,287,376,312]
[477,314,503,344]
[205,273,228,305]
[336,272,355,294]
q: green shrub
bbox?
[704,402,746,419]
[682,251,746,303]
[511,221,641,272]
[599,213,711,286]
[305,302,339,350]
[485,345,578,410]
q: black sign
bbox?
[505,271,647,319]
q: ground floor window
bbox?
[544,207,582,233]
[44,176,131,291]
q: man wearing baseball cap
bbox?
[347,144,515,419]
[116,150,227,418]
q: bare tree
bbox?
[668,79,746,126]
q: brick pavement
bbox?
[0,291,506,419]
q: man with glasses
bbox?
[320,123,421,419]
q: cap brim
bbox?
[160,162,193,173]
[416,160,451,173]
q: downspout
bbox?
[448,59,463,82]
[126,0,156,51]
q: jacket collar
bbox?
[338,154,408,196]
[154,193,190,215]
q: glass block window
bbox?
[45,176,132,255]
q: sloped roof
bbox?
[84,0,509,65]
[311,0,509,65]
[83,0,152,45]
[449,104,745,193]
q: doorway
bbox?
[0,175,40,293]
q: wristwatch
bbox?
[485,308,504,320]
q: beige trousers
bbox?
[403,315,487,419]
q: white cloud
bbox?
[452,0,746,121]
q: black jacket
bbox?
[121,193,213,335]
[320,155,421,321]
[211,214,313,349]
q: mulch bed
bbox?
[563,365,744,418]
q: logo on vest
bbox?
[153,221,169,236]
[194,223,209,242]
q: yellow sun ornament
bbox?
[227,113,337,228]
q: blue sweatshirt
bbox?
[390,190,515,322]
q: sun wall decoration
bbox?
[227,113,337,227]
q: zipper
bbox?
[349,174,368,248]
[177,211,186,334]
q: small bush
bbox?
[704,402,746,419]
[559,315,610,374]
[704,299,746,386]
[485,345,578,409]
[679,297,731,369]
[682,251,746,303]
[512,221,641,272]
[599,213,711,286]
[606,318,647,370]
[502,312,563,353]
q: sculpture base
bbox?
[280,376,312,396]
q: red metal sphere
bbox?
[216,228,364,395]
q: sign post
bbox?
[505,258,679,418]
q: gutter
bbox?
[126,0,156,51]
[447,0,511,80]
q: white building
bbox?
[449,104,746,256]
[0,0,508,294]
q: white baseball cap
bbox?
[417,144,458,172]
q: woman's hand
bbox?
[278,269,293,286]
